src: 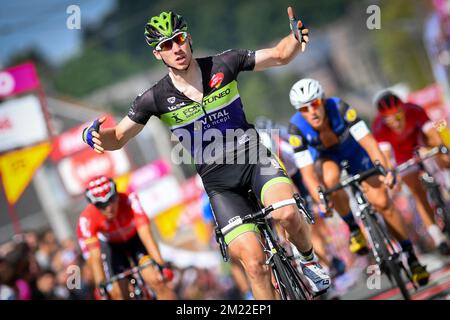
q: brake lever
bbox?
[373,160,387,176]
[317,186,330,218]
[214,226,229,262]
[294,193,315,224]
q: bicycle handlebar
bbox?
[317,161,386,212]
[220,194,314,235]
[104,259,159,285]
[395,145,448,174]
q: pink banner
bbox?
[0,62,40,98]
[127,159,171,192]
[408,84,450,122]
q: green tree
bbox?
[373,0,434,89]
[53,45,148,97]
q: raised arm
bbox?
[254,7,309,71]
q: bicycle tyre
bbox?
[272,253,305,300]
[365,212,410,300]
[282,255,312,300]
[433,193,450,235]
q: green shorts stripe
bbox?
[260,176,292,205]
[224,223,259,245]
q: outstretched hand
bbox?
[287,6,309,52]
[82,116,106,154]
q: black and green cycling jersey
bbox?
[128,49,293,239]
[127,49,257,175]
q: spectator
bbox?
[34,270,58,300]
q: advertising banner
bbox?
[0,95,49,153]
[0,63,40,98]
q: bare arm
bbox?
[254,7,309,71]
[300,164,322,204]
[358,133,391,170]
[137,224,164,265]
[87,247,106,286]
[358,133,399,187]
[92,116,144,154]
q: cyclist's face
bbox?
[383,110,405,131]
[153,33,192,71]
[299,99,326,129]
[98,196,119,220]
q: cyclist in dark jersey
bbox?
[82,8,330,299]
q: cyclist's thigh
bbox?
[251,154,293,206]
[208,190,259,246]
[210,191,259,247]
[110,279,128,299]
[128,234,151,267]
[227,231,267,265]
[201,162,263,246]
[320,158,341,187]
[401,170,427,195]
[130,236,161,284]
[360,175,389,206]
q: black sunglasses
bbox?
[94,194,117,210]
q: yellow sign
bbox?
[0,142,51,205]
[435,120,450,148]
[289,135,302,148]
[194,220,212,245]
[154,204,184,241]
[114,173,130,193]
[345,108,358,122]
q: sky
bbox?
[0,0,115,67]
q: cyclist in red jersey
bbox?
[372,91,450,255]
[76,176,177,299]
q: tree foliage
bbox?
[372,0,434,89]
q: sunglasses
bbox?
[155,32,188,51]
[382,112,403,124]
[298,98,323,113]
[94,195,116,210]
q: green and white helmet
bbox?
[144,11,188,47]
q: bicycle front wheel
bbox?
[272,254,309,300]
[365,212,410,300]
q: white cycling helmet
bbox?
[289,78,324,110]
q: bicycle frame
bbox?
[396,145,450,233]
[350,184,405,272]
[214,192,315,300]
[318,162,413,299]
[103,258,158,300]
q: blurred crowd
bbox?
[0,229,95,300]
[0,229,242,300]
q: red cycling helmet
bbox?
[375,91,403,116]
[85,175,117,207]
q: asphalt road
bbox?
[336,253,450,300]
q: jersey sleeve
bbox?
[338,100,371,141]
[128,193,150,227]
[77,211,100,251]
[218,49,256,77]
[288,122,313,168]
[127,88,158,125]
